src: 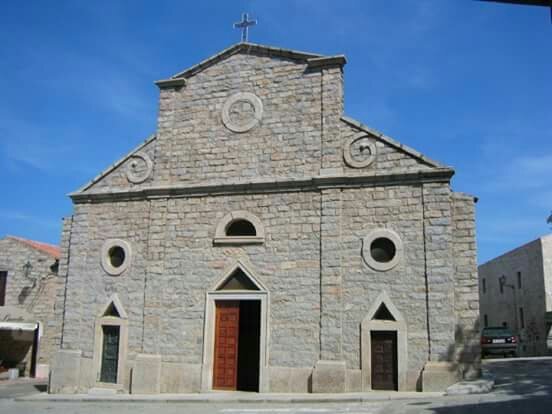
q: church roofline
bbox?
[4,235,60,259]
[155,42,345,88]
[69,169,455,204]
[71,134,157,195]
[341,116,450,170]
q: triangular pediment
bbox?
[372,303,395,321]
[212,260,267,292]
[98,294,128,319]
[217,268,259,291]
[363,291,404,325]
[70,134,156,196]
[165,42,325,81]
[341,116,450,171]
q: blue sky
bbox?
[0,0,550,263]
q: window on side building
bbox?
[517,272,522,289]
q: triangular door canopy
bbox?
[98,294,128,319]
[363,291,404,326]
[217,268,259,291]
[103,302,120,317]
[212,260,267,292]
[372,303,395,321]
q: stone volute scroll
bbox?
[126,151,153,184]
[222,92,263,133]
[343,132,377,169]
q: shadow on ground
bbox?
[408,358,552,414]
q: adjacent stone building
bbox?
[0,236,60,378]
[49,42,480,394]
[479,234,552,356]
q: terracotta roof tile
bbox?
[6,236,60,259]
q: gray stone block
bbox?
[160,362,201,393]
[79,357,95,390]
[268,366,312,393]
[422,361,461,392]
[345,369,361,392]
[49,349,82,394]
[131,354,161,394]
[311,360,346,393]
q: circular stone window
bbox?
[222,92,263,133]
[362,229,402,271]
[343,133,376,169]
[101,239,132,276]
[126,152,153,184]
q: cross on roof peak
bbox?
[234,13,257,43]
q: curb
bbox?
[16,391,445,404]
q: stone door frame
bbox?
[201,261,270,392]
[361,291,407,391]
[92,294,128,390]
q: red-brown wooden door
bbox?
[371,331,397,390]
[213,301,240,390]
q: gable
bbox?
[340,116,450,175]
[70,42,454,202]
[155,42,344,86]
[363,291,405,325]
[72,134,156,195]
[372,303,396,321]
[4,236,60,259]
[217,268,260,291]
[212,260,267,292]
[98,293,128,319]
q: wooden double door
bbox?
[213,300,261,391]
[371,331,398,391]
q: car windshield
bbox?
[482,327,513,337]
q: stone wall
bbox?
[541,235,552,312]
[341,184,429,390]
[52,44,479,394]
[479,237,548,356]
[59,191,322,389]
[0,237,60,373]
[81,50,440,196]
[154,52,324,187]
[452,193,480,378]
[61,181,477,392]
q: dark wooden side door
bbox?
[371,331,397,390]
[100,325,120,383]
[213,301,240,390]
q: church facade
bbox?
[49,43,480,394]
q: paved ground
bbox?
[1,357,552,413]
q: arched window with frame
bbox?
[214,211,265,245]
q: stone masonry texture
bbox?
[479,234,552,357]
[52,43,479,393]
[0,237,61,375]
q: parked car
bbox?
[481,326,519,358]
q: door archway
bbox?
[201,260,269,392]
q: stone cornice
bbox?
[307,56,347,69]
[154,78,187,89]
[70,169,454,204]
[169,42,324,80]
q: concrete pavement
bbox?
[1,357,552,413]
